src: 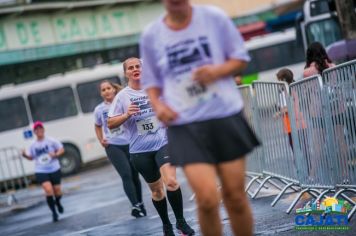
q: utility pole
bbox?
[335,0,356,40]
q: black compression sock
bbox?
[167,188,184,220]
[152,198,171,225]
[55,195,64,213]
[46,196,57,214]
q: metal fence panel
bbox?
[322,59,356,187]
[252,82,298,183]
[288,75,335,189]
[238,85,263,175]
[0,147,29,192]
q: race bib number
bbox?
[136,116,160,135]
[108,126,124,138]
[38,154,51,165]
[174,73,217,111]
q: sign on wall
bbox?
[0,3,163,51]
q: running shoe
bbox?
[131,205,145,218]
[163,224,175,236]
[176,219,195,235]
[138,202,147,216]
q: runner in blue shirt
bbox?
[22,121,65,222]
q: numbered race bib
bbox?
[38,154,51,165]
[136,116,160,135]
[108,126,124,138]
[174,72,217,111]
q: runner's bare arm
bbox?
[94,125,108,147]
[146,87,178,125]
[21,150,33,160]
[107,104,139,129]
[49,147,65,158]
[193,59,248,85]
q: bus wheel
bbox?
[59,145,81,175]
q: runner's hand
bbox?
[154,101,178,125]
[192,65,219,85]
[100,139,109,148]
[48,152,57,158]
[127,103,140,117]
[21,149,27,158]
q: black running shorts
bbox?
[130,145,171,183]
[35,169,61,185]
[167,111,260,166]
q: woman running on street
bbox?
[140,1,259,235]
[22,121,65,222]
[108,57,194,236]
[94,80,145,218]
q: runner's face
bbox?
[162,0,190,12]
[125,59,141,82]
[100,82,116,102]
[34,127,44,139]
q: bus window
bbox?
[77,77,121,113]
[305,18,342,47]
[0,97,29,132]
[244,40,305,75]
[28,87,78,122]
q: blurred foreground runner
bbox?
[140,1,259,235]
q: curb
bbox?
[0,198,44,218]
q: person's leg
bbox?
[183,163,221,236]
[122,145,143,204]
[160,163,181,216]
[39,177,58,222]
[51,170,64,214]
[105,145,139,206]
[217,158,253,236]
[160,163,194,235]
[131,152,174,235]
[148,179,171,225]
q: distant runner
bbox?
[22,121,65,222]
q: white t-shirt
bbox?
[108,87,167,153]
[140,5,250,125]
[94,101,129,146]
[27,137,63,173]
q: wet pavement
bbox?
[0,161,355,235]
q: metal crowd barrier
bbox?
[249,82,300,203]
[240,60,356,220]
[286,75,335,213]
[322,59,356,220]
[0,147,29,205]
[238,85,267,195]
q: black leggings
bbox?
[105,144,142,205]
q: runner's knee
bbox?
[195,192,219,212]
[222,188,247,212]
[151,187,165,200]
[164,178,179,191]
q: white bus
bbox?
[0,63,125,179]
[242,28,306,83]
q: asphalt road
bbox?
[0,161,355,235]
